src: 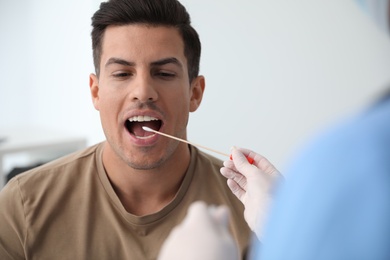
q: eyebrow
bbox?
[151,57,183,69]
[104,57,183,69]
[105,57,135,68]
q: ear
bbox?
[189,76,205,112]
[89,73,100,111]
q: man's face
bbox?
[90,24,204,169]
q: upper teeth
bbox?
[128,116,159,122]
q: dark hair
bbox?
[91,0,201,82]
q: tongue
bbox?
[131,121,159,137]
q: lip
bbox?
[123,109,164,146]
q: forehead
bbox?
[101,24,186,65]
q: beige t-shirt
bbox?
[0,142,251,260]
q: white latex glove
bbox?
[158,201,239,260]
[220,147,281,239]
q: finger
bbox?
[227,179,245,201]
[230,148,255,176]
[220,166,238,179]
[233,147,265,162]
[232,147,280,177]
[220,167,247,189]
[232,146,257,159]
[223,160,238,172]
[256,156,281,176]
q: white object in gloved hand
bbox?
[158,201,239,260]
[220,147,281,239]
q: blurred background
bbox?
[1,0,390,183]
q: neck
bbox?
[103,142,191,216]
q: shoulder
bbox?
[190,146,227,183]
[189,145,244,208]
[273,99,390,217]
[287,100,390,181]
[192,146,223,169]
[4,143,103,197]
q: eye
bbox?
[155,71,176,80]
[112,71,133,79]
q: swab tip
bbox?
[142,126,154,132]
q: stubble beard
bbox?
[116,140,179,171]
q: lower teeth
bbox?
[135,135,154,140]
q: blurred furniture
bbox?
[0,127,87,189]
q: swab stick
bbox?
[142,126,229,157]
[142,126,254,164]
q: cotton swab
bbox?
[142,126,230,157]
[142,126,254,164]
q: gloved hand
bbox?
[220,147,281,239]
[158,201,239,260]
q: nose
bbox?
[129,72,158,103]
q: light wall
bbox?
[1,0,390,170]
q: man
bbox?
[0,0,257,259]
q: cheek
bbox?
[168,88,191,111]
[97,90,123,119]
[99,84,126,104]
[171,90,191,123]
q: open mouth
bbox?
[125,115,162,139]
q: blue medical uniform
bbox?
[254,96,390,260]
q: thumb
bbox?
[230,147,253,176]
